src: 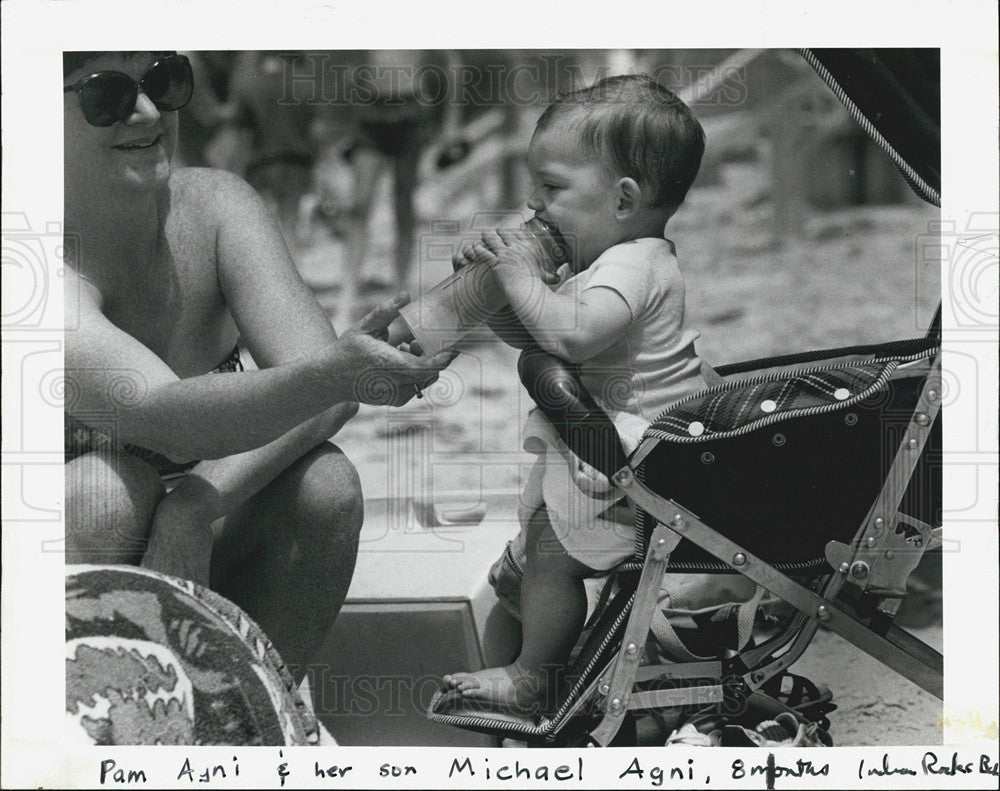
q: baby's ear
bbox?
[614,177,644,218]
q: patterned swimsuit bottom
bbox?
[65,347,244,481]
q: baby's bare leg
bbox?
[444,507,593,714]
[519,507,593,681]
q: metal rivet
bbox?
[760,399,777,413]
[927,390,938,401]
[874,517,885,530]
[850,561,870,580]
[772,433,786,447]
[701,451,715,465]
[672,514,684,526]
[907,438,919,450]
[844,413,858,426]
[866,536,877,548]
[687,421,705,437]
[885,550,894,559]
[915,413,930,426]
[816,605,830,621]
[586,742,596,748]
[838,562,850,574]
[614,468,631,485]
[656,538,667,549]
[751,672,765,683]
[914,538,923,548]
[834,388,851,401]
[626,643,638,656]
[609,698,623,713]
[732,552,747,566]
[599,683,610,694]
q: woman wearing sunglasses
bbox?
[63,51,454,674]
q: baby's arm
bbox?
[483,305,537,350]
[481,228,632,363]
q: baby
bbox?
[444,75,711,714]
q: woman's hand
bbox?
[334,293,458,406]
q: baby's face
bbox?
[526,124,622,271]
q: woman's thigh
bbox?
[65,451,165,564]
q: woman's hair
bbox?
[536,74,705,210]
[63,51,173,78]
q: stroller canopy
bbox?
[802,48,940,205]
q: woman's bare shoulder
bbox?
[164,168,268,245]
[64,260,104,310]
[168,166,257,207]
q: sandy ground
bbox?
[794,621,943,746]
[288,154,942,746]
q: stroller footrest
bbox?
[426,689,549,738]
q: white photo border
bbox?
[2,0,997,787]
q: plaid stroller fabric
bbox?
[645,358,905,443]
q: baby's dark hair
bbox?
[536,74,705,210]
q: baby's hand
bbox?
[452,239,497,272]
[570,457,617,497]
[480,228,561,286]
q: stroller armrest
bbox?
[517,345,628,479]
[714,337,939,378]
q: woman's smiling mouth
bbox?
[113,134,162,151]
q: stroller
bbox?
[428,48,943,747]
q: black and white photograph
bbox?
[2,2,997,788]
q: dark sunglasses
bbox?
[63,54,194,127]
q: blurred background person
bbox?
[230,51,319,241]
[312,51,460,321]
[176,50,252,174]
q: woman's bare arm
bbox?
[65,172,451,462]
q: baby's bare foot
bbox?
[442,661,544,715]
